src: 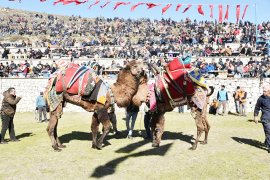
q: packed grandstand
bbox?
[0,7,269,78]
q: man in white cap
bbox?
[254,84,270,153]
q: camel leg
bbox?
[91,112,100,149]
[55,120,66,148]
[191,110,204,150]
[201,115,210,145]
[151,113,165,148]
[46,110,61,151]
[96,108,111,150]
[97,119,111,150]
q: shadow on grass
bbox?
[16,132,33,139]
[59,131,91,143]
[231,137,267,151]
[115,140,149,153]
[163,131,194,145]
[90,143,173,178]
[59,130,194,147]
[228,112,239,116]
[247,119,262,123]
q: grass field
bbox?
[0,112,270,179]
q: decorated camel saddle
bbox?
[154,56,208,109]
[45,61,110,112]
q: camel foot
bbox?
[189,145,197,150]
[52,145,62,152]
[58,144,66,148]
[96,142,103,150]
[200,141,207,145]
[92,143,97,149]
[152,142,160,147]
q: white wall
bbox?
[0,78,268,113]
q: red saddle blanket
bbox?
[156,58,195,104]
[55,63,96,96]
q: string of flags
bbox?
[8,0,249,23]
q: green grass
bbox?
[0,112,270,179]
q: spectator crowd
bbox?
[0,8,270,79]
[0,8,269,60]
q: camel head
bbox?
[124,60,147,79]
[111,60,148,108]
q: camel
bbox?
[44,60,148,151]
[137,59,214,150]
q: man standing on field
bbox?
[254,84,270,153]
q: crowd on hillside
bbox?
[0,10,270,59]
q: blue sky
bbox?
[0,0,269,23]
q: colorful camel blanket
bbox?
[55,63,97,96]
[155,57,195,104]
[45,63,110,112]
[45,77,63,112]
[154,57,208,109]
[188,69,207,88]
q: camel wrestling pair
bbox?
[44,57,214,151]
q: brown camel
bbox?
[44,60,148,151]
[136,63,214,150]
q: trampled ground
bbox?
[0,112,270,179]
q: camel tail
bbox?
[207,86,214,97]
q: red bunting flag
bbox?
[146,3,159,9]
[89,0,100,8]
[75,0,87,5]
[131,2,145,11]
[162,4,172,15]
[114,2,130,10]
[209,5,214,18]
[242,5,248,20]
[182,4,192,13]
[197,5,204,15]
[40,0,46,2]
[100,1,110,8]
[176,4,182,11]
[54,0,72,5]
[218,5,223,23]
[224,5,229,20]
[236,5,240,23]
[54,0,87,5]
[53,0,63,5]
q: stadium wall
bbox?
[0,78,268,113]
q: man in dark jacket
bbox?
[0,87,22,144]
[254,84,270,152]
